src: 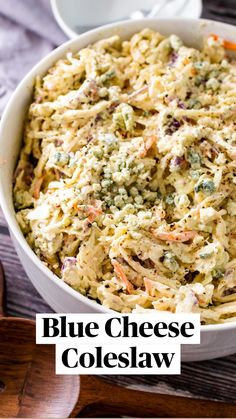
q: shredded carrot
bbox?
[224,39,236,51]
[138,135,157,158]
[86,200,103,223]
[183,57,191,66]
[210,34,236,51]
[73,202,80,210]
[112,259,134,294]
[144,277,154,297]
[33,176,44,199]
[210,34,220,42]
[191,68,197,76]
[151,229,197,242]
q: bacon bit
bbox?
[210,34,236,51]
[55,139,64,147]
[169,52,178,67]
[170,156,187,170]
[178,101,186,109]
[151,229,197,242]
[62,256,77,271]
[109,101,120,112]
[23,163,35,186]
[13,167,23,182]
[138,135,157,158]
[199,140,218,159]
[33,176,44,199]
[112,259,134,294]
[86,200,103,223]
[78,79,99,103]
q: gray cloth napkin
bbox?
[0,0,67,115]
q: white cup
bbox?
[51,0,202,38]
[51,0,159,36]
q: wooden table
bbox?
[0,0,236,412]
[1,208,236,408]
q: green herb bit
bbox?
[195,76,204,87]
[187,149,201,169]
[165,194,175,206]
[212,269,225,279]
[163,251,179,272]
[100,70,116,83]
[53,151,69,166]
[188,98,202,110]
[199,251,214,259]
[190,170,201,180]
[195,179,216,195]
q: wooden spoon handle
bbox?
[73,375,236,418]
[0,261,6,317]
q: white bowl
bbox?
[51,0,203,39]
[1,19,236,362]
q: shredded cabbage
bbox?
[14,30,236,324]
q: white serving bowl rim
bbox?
[0,18,236,333]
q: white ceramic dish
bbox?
[0,19,236,362]
[51,0,203,38]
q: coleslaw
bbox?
[14,29,236,323]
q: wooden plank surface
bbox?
[1,201,236,404]
[0,211,52,317]
[0,0,235,408]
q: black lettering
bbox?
[79,352,95,368]
[123,316,138,337]
[43,317,59,337]
[85,322,99,337]
[118,352,130,368]
[181,322,194,337]
[153,353,175,368]
[68,321,82,337]
[139,322,153,337]
[96,346,102,368]
[105,317,121,337]
[60,315,67,337]
[139,353,152,368]
[62,348,78,368]
[168,322,180,338]
[130,346,137,367]
[103,352,117,368]
[153,322,168,337]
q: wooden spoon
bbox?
[0,261,236,418]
